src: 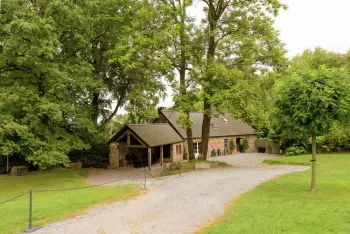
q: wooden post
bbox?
[127,133,130,145]
[148,148,152,170]
[160,145,164,166]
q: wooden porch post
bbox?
[148,148,152,170]
[160,145,164,166]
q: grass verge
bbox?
[161,159,232,176]
[0,168,140,234]
[201,154,350,234]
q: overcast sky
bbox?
[158,0,350,107]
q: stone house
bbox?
[108,108,257,169]
[154,108,257,158]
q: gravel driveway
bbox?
[34,153,308,234]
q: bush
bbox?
[183,145,188,160]
[243,138,249,151]
[211,149,217,157]
[69,142,109,168]
[285,146,309,156]
[229,139,236,152]
[216,148,222,156]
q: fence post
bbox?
[22,189,41,233]
[143,167,147,190]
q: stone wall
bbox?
[255,139,280,154]
[184,135,257,158]
[109,143,119,169]
[171,143,184,162]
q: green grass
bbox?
[161,159,232,176]
[0,168,140,234]
[201,154,350,234]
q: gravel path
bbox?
[34,153,309,234]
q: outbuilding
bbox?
[108,123,184,169]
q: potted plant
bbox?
[243,138,249,153]
[216,148,222,156]
[229,138,236,154]
[211,149,217,157]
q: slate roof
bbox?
[109,123,184,147]
[160,110,255,138]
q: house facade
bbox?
[154,108,257,158]
[108,108,257,169]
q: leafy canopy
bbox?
[273,66,350,136]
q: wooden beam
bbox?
[160,145,164,166]
[127,133,130,145]
[148,148,152,170]
[120,145,147,148]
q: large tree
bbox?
[273,66,350,191]
[0,0,171,166]
[0,0,99,167]
[198,0,286,159]
[160,0,203,160]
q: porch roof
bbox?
[109,123,184,147]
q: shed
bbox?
[108,124,184,169]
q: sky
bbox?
[158,0,350,107]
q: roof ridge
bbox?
[127,123,169,126]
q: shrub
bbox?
[211,149,217,157]
[69,142,109,168]
[183,145,188,160]
[243,138,249,151]
[285,146,309,156]
[216,148,222,156]
[229,139,236,152]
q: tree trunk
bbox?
[201,100,211,160]
[201,5,217,160]
[91,93,99,124]
[178,1,195,161]
[311,134,317,192]
[186,125,195,160]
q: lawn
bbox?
[161,159,232,176]
[0,168,140,234]
[201,154,350,234]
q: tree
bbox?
[0,0,99,167]
[273,66,350,191]
[198,0,286,159]
[160,0,202,160]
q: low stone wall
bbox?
[109,143,119,169]
[255,139,280,154]
[171,143,184,162]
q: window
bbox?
[193,142,202,154]
[193,143,197,154]
[179,145,182,154]
[176,145,179,154]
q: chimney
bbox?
[158,107,166,114]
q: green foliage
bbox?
[229,139,236,152]
[273,66,350,137]
[211,149,217,157]
[243,138,249,150]
[0,0,100,167]
[216,148,222,156]
[183,145,188,160]
[285,146,309,156]
[316,126,350,153]
[69,142,109,168]
[290,47,350,72]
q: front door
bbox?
[224,139,229,155]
